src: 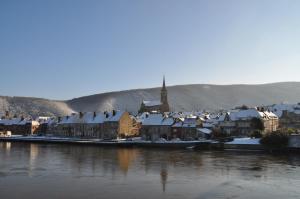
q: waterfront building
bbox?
[219,108,279,136]
[270,103,300,130]
[0,116,40,135]
[140,113,174,141]
[54,110,136,139]
[171,117,199,140]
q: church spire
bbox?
[162,75,166,90]
[160,75,170,112]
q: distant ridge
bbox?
[1,82,300,117]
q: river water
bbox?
[0,142,300,199]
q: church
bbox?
[139,76,170,113]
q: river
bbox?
[0,142,300,199]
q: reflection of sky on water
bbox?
[0,143,300,199]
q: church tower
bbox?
[160,76,170,112]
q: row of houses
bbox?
[0,110,139,139]
[39,110,140,139]
[2,103,300,140]
[138,107,281,141]
[218,108,279,136]
[0,117,40,136]
[139,113,204,141]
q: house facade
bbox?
[53,111,136,139]
[171,117,199,140]
[219,108,279,136]
[0,116,40,136]
[140,113,174,141]
[271,103,300,130]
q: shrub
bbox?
[251,117,265,131]
[287,128,296,135]
[260,131,289,149]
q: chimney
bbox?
[282,110,288,117]
[93,112,97,118]
[5,111,9,118]
[112,110,116,116]
[58,117,61,123]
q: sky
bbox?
[0,0,300,100]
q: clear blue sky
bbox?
[0,0,300,100]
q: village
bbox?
[1,78,300,150]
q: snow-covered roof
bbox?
[104,111,125,122]
[263,111,278,119]
[142,113,174,126]
[229,109,263,121]
[182,123,196,128]
[143,100,161,107]
[172,121,183,127]
[136,112,149,123]
[271,103,300,117]
[43,118,57,125]
[0,118,39,126]
[172,117,197,128]
[225,108,277,121]
[60,114,81,124]
[59,111,126,124]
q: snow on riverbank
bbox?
[227,138,261,145]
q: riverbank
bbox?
[1,136,300,152]
[0,136,213,149]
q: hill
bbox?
[1,82,300,117]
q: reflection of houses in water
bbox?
[29,144,39,176]
[160,167,168,192]
[117,149,138,174]
[0,142,11,151]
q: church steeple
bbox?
[162,75,166,90]
[160,76,170,112]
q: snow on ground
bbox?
[227,138,261,145]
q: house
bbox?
[36,117,56,135]
[0,130,11,137]
[140,113,174,141]
[55,113,84,137]
[270,103,300,130]
[219,108,279,136]
[102,110,135,139]
[129,115,141,136]
[171,117,199,140]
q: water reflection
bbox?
[0,142,11,151]
[117,148,138,174]
[160,167,168,192]
[1,142,300,199]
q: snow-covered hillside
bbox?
[0,96,74,117]
[1,82,300,117]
